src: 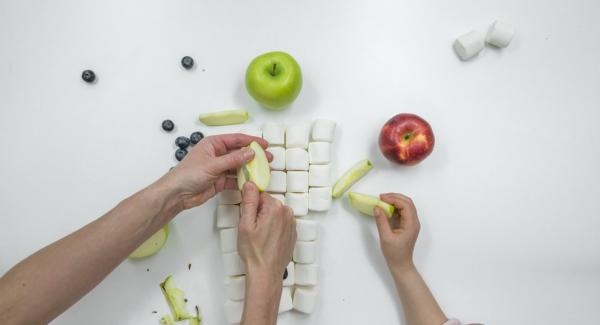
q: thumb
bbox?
[215,147,255,174]
[374,206,393,241]
[240,182,259,226]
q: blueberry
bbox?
[175,149,188,161]
[181,56,194,69]
[81,70,96,83]
[190,131,204,144]
[283,268,288,280]
[175,136,191,149]
[162,120,175,132]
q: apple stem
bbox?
[270,63,277,76]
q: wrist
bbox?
[142,178,184,225]
[389,262,417,281]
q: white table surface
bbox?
[1,0,599,324]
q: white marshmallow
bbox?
[296,219,319,241]
[269,193,286,205]
[295,263,318,286]
[293,287,318,314]
[219,190,242,205]
[285,125,310,149]
[486,20,515,48]
[308,164,331,187]
[308,142,331,164]
[293,241,317,264]
[285,148,309,171]
[220,227,238,253]
[268,147,286,170]
[224,300,244,324]
[286,171,309,193]
[224,276,245,301]
[308,187,332,212]
[279,287,293,313]
[222,252,246,277]
[283,261,295,286]
[454,30,485,60]
[311,119,336,142]
[262,122,285,146]
[239,128,262,138]
[265,171,286,193]
[285,193,309,216]
[217,205,240,228]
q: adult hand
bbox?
[373,193,421,274]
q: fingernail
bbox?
[242,148,255,161]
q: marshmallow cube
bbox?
[309,164,331,187]
[222,252,246,277]
[268,147,286,170]
[262,122,285,146]
[293,287,318,314]
[279,287,293,313]
[220,190,242,205]
[224,300,244,324]
[296,219,319,241]
[266,171,286,193]
[308,142,331,164]
[311,119,336,142]
[225,276,245,301]
[285,125,310,149]
[285,193,309,216]
[217,205,240,228]
[283,261,295,286]
[295,263,318,286]
[486,20,515,48]
[285,148,309,171]
[309,187,332,212]
[454,30,485,60]
[287,171,309,193]
[269,193,286,205]
[220,227,238,253]
[294,241,317,264]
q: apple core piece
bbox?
[160,275,193,321]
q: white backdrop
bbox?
[1,0,599,324]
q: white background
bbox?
[1,0,599,324]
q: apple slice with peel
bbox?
[348,192,395,218]
[160,315,175,325]
[332,159,373,198]
[160,275,193,321]
[237,141,271,191]
[198,109,249,126]
[128,224,169,259]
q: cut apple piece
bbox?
[160,275,193,321]
[128,224,169,259]
[198,109,249,126]
[237,141,271,191]
[348,192,395,218]
[332,159,373,198]
[160,315,175,325]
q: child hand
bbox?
[373,193,420,274]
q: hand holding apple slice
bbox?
[237,141,271,191]
[128,224,169,259]
[348,192,395,218]
[198,109,249,126]
[332,159,373,198]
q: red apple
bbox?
[378,113,435,165]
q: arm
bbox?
[0,134,269,325]
[238,183,296,325]
[373,193,448,325]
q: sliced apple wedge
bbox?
[332,159,373,198]
[128,224,169,259]
[160,275,193,321]
[348,192,395,218]
[237,141,270,191]
[198,109,249,126]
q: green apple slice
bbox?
[160,275,193,321]
[128,224,169,259]
[237,141,270,191]
[160,315,175,325]
[198,109,249,126]
[348,192,395,218]
[332,159,373,198]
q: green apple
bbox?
[128,224,169,259]
[245,51,302,110]
[332,159,373,198]
[237,141,271,191]
[198,109,249,126]
[348,192,395,218]
[160,275,193,321]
